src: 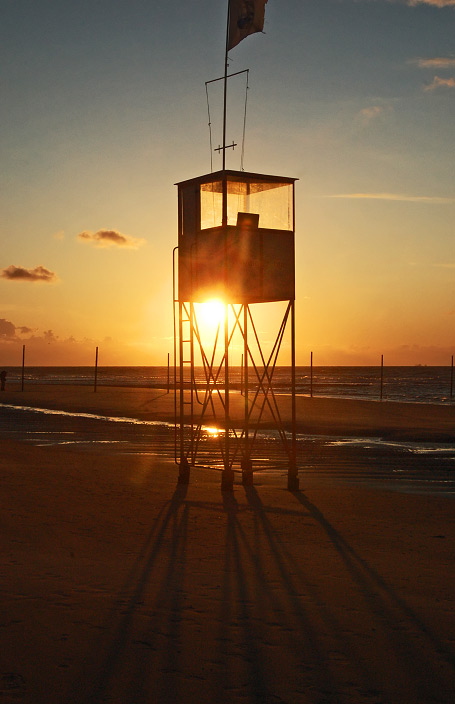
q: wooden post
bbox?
[451,355,454,400]
[94,346,98,393]
[21,344,25,391]
[310,350,313,398]
[380,354,384,401]
[167,352,170,393]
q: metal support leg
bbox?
[189,302,195,464]
[222,302,234,491]
[287,299,299,491]
[178,301,190,484]
[178,458,190,484]
[241,304,253,486]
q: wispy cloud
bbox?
[0,315,123,364]
[77,229,145,249]
[432,262,455,268]
[0,319,34,340]
[412,56,455,69]
[327,193,455,203]
[358,105,385,124]
[0,318,16,338]
[406,1,455,7]
[0,265,58,283]
[0,325,113,365]
[424,75,455,91]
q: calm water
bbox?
[2,365,454,404]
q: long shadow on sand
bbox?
[213,488,341,702]
[69,483,455,704]
[68,482,189,703]
[289,490,455,702]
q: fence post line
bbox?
[94,346,98,393]
[21,344,25,391]
[380,354,384,401]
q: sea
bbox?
[2,365,454,404]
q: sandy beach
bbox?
[1,387,455,703]
[2,383,455,441]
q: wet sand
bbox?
[2,383,455,441]
[1,388,455,702]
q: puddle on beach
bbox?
[1,402,175,428]
[2,402,455,496]
[326,436,455,457]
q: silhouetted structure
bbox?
[174,169,298,491]
[173,1,297,490]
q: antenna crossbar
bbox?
[205,68,249,86]
[214,141,237,154]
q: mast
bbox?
[222,1,230,483]
[223,1,230,172]
[222,0,230,226]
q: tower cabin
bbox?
[177,169,296,304]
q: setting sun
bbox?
[198,299,225,327]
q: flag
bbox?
[228,0,268,51]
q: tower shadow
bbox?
[69,482,189,703]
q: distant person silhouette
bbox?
[0,370,6,391]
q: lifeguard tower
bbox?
[173,1,298,491]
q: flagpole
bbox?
[222,0,231,489]
[222,0,230,231]
[223,1,230,175]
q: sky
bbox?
[1,0,454,366]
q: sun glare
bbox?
[198,299,225,327]
[204,426,224,438]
